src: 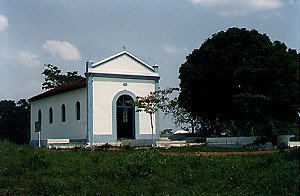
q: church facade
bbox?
[29,51,160,146]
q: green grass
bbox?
[0,140,299,195]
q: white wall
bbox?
[93,77,157,136]
[30,87,87,142]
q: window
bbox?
[49,107,53,124]
[123,108,128,123]
[117,95,133,123]
[38,109,42,122]
[61,104,66,122]
[76,101,80,120]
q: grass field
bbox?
[0,141,299,195]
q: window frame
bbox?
[76,101,80,120]
[38,109,42,122]
[49,107,53,124]
[61,104,66,122]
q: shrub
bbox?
[22,152,50,170]
[278,142,288,152]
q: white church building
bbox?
[29,51,160,147]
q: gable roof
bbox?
[28,79,86,102]
[92,51,155,72]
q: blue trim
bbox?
[93,135,159,144]
[120,139,154,147]
[155,80,160,136]
[135,134,160,140]
[112,90,139,140]
[86,61,93,72]
[30,139,86,147]
[94,135,117,143]
[91,73,160,82]
[30,140,47,147]
[86,75,94,145]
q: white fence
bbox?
[207,136,257,146]
[288,141,300,148]
[206,135,300,149]
[277,135,295,146]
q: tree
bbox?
[162,96,202,134]
[0,99,30,144]
[179,27,299,138]
[133,88,176,147]
[0,100,16,141]
[42,64,84,90]
[134,88,205,136]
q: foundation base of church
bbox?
[93,139,156,147]
[30,138,159,148]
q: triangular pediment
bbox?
[91,51,157,76]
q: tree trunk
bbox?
[191,120,195,134]
[150,113,155,148]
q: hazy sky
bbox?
[0,0,299,101]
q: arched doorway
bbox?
[116,95,135,139]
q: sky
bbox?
[0,0,299,129]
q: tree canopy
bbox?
[0,99,30,144]
[178,27,299,137]
[42,64,84,90]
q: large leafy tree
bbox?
[42,64,84,90]
[0,99,30,144]
[179,27,299,137]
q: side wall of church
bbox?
[30,87,87,146]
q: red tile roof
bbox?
[28,79,86,102]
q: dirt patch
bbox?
[161,150,278,157]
